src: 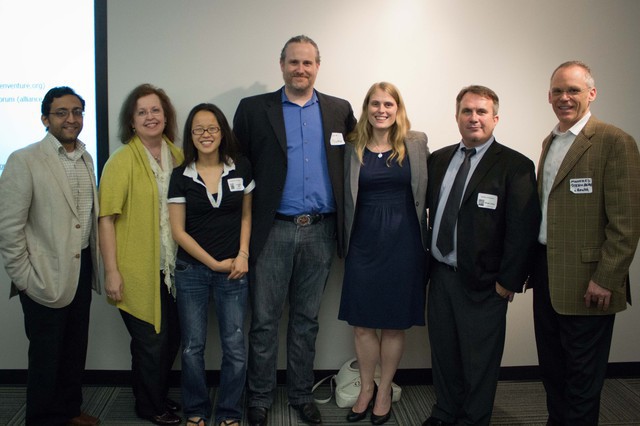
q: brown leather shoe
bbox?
[67,412,100,426]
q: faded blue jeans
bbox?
[175,259,248,424]
[247,216,335,408]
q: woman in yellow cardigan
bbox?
[99,84,183,425]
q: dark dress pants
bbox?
[19,247,92,426]
[533,244,615,426]
[120,276,180,417]
[427,260,508,426]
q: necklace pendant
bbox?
[378,152,383,158]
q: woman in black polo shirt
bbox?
[168,103,254,426]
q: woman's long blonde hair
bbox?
[348,82,410,166]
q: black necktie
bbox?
[436,147,476,256]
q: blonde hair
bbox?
[348,82,410,166]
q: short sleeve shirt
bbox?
[168,156,255,264]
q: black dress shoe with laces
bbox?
[422,416,454,426]
[248,406,268,426]
[140,411,181,425]
[292,402,322,424]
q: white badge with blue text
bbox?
[330,132,345,145]
[477,193,498,210]
[227,178,244,192]
[570,178,592,194]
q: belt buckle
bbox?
[294,214,313,226]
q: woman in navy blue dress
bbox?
[339,82,429,425]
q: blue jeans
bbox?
[175,260,248,423]
[247,216,335,407]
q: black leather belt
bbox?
[275,212,334,227]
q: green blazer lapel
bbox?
[537,133,555,195]
[551,125,594,192]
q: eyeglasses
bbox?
[192,126,221,136]
[50,109,84,119]
[550,88,587,97]
[136,107,163,118]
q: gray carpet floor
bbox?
[2,379,640,425]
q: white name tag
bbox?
[570,178,592,194]
[330,132,345,145]
[477,193,498,210]
[227,178,244,192]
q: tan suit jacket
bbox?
[538,117,640,314]
[0,133,101,308]
[344,130,429,255]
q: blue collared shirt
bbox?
[278,88,335,215]
[431,136,495,266]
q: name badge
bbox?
[227,178,244,192]
[570,178,592,194]
[477,193,498,210]
[330,132,345,145]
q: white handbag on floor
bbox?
[313,358,402,408]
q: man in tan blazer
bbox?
[0,87,101,426]
[532,61,640,426]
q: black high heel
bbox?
[370,387,392,425]
[346,383,378,422]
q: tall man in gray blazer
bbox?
[0,87,101,426]
[233,35,356,426]
[423,86,540,426]
[532,61,640,425]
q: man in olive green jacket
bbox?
[532,61,640,426]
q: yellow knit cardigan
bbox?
[98,136,183,333]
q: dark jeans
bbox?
[533,245,615,426]
[247,216,335,407]
[120,276,180,418]
[20,247,92,426]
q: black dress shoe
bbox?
[347,408,368,422]
[347,383,378,422]
[248,406,268,426]
[141,411,181,425]
[422,416,454,426]
[371,409,391,425]
[165,397,181,412]
[292,402,322,424]
[371,387,392,425]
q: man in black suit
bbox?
[233,35,356,426]
[422,85,540,426]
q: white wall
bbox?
[1,0,639,372]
